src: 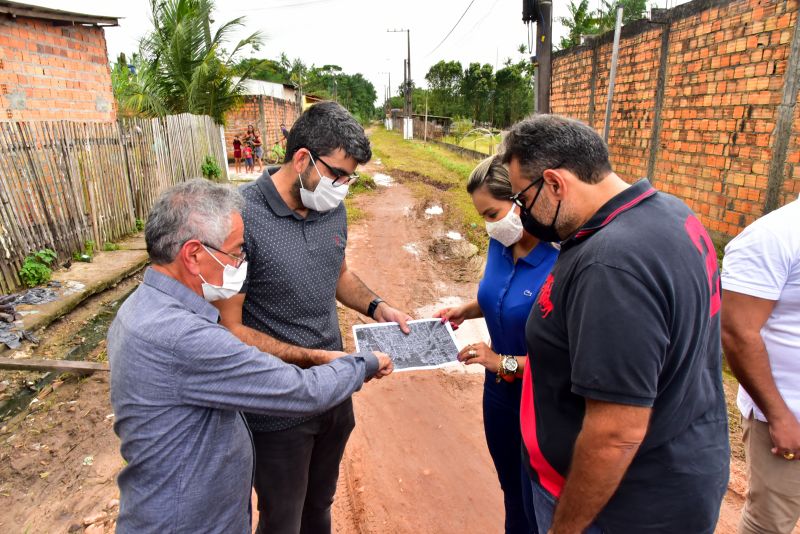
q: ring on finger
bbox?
[468,349,477,357]
[784,451,796,461]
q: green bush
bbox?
[19,248,57,288]
[201,155,222,181]
[135,218,145,231]
[103,242,120,251]
[451,118,474,143]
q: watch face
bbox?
[504,357,518,373]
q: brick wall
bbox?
[550,0,800,240]
[0,16,115,121]
[223,95,298,161]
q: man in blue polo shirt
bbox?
[214,102,412,534]
[503,115,729,533]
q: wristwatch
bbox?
[496,355,519,383]
[367,297,384,319]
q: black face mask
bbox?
[519,180,562,243]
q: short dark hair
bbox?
[285,101,372,164]
[466,155,512,200]
[501,114,612,184]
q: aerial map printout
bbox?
[353,319,459,371]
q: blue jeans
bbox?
[530,479,603,534]
[484,374,537,533]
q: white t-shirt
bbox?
[721,198,800,422]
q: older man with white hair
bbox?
[107,179,392,534]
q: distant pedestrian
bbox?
[280,122,290,148]
[243,144,254,173]
[721,197,800,534]
[252,130,263,173]
[232,134,242,174]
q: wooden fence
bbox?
[0,113,227,293]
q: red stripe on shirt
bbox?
[520,357,566,498]
[573,188,656,240]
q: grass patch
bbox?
[344,171,376,226]
[369,129,487,251]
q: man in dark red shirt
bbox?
[504,115,729,534]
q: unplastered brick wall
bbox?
[550,0,799,240]
[223,95,298,161]
[0,16,115,121]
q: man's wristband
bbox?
[367,298,384,319]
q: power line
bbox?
[236,0,335,12]
[427,0,478,57]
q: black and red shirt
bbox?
[522,179,729,533]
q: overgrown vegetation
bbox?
[103,242,121,252]
[384,51,535,128]
[111,0,262,123]
[201,155,223,181]
[19,249,57,288]
[558,0,648,50]
[344,172,376,225]
[135,218,145,232]
[369,129,486,249]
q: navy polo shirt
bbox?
[239,171,348,432]
[477,238,558,401]
[521,179,729,533]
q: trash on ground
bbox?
[446,231,462,241]
[372,173,394,187]
[425,206,443,216]
[402,243,420,257]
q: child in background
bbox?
[243,144,254,173]
[232,135,242,174]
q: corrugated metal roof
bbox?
[0,1,119,26]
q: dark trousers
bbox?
[484,378,538,534]
[253,398,355,534]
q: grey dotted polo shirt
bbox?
[239,171,348,432]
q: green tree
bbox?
[112,0,262,123]
[233,57,289,83]
[461,63,495,123]
[558,0,599,50]
[595,0,648,34]
[425,60,464,117]
[493,61,533,127]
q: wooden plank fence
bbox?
[0,113,227,293]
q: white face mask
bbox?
[485,205,524,247]
[298,154,349,212]
[198,245,248,302]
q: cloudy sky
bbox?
[36,0,681,98]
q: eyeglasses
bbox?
[202,243,247,268]
[510,178,543,209]
[509,161,565,209]
[306,149,359,187]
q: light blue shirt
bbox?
[108,268,377,533]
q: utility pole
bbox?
[603,3,624,143]
[523,0,552,113]
[388,28,412,139]
[536,1,552,113]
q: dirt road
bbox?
[330,180,505,533]
[0,172,789,533]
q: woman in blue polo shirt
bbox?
[435,155,558,534]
